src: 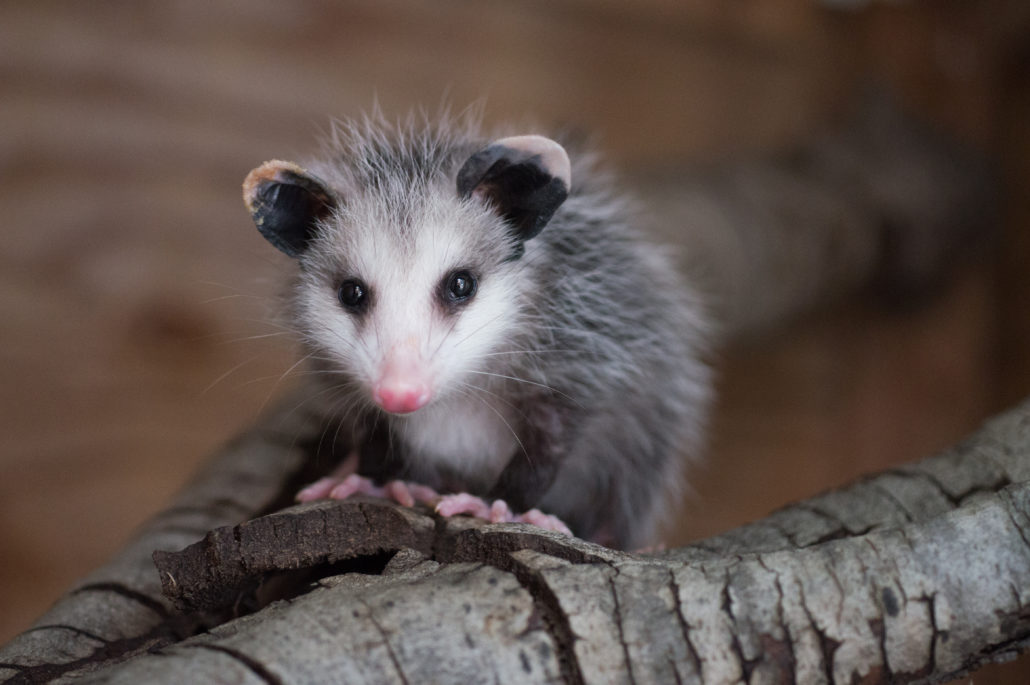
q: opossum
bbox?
[242,112,711,549]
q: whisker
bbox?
[456,380,529,423]
[466,370,583,408]
[453,385,529,463]
[200,355,262,396]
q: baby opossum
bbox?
[242,112,711,549]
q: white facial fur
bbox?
[296,184,527,422]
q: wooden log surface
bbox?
[3,392,1029,683]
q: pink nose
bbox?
[373,383,431,414]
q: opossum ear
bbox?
[243,160,336,258]
[457,135,571,242]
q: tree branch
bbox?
[3,397,1029,684]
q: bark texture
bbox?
[2,395,1029,684]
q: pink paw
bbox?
[435,494,572,536]
[435,493,499,520]
[296,473,381,502]
[297,473,441,508]
[383,480,441,508]
[515,508,573,537]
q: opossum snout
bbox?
[374,382,431,414]
[373,347,432,414]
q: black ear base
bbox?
[243,160,336,258]
[457,135,571,242]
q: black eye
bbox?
[337,279,368,312]
[444,270,477,303]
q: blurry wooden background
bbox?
[2,1,1029,680]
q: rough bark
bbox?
[1,394,1029,684]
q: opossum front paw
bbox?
[296,474,440,508]
[382,480,441,508]
[296,473,379,502]
[296,451,361,502]
[435,493,510,521]
[515,508,573,537]
[434,494,572,536]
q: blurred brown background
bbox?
[2,1,1029,680]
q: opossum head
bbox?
[243,135,570,415]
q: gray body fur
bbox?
[283,113,711,548]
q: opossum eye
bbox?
[443,270,477,303]
[337,279,369,312]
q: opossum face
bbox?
[296,196,525,414]
[243,135,570,416]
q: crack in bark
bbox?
[765,519,801,548]
[887,468,962,507]
[358,598,411,685]
[865,481,916,522]
[1009,583,1023,612]
[891,467,1013,509]
[870,616,889,681]
[758,557,797,681]
[666,656,684,685]
[185,643,285,685]
[0,622,187,684]
[71,582,170,619]
[20,624,108,644]
[790,502,877,547]
[606,575,637,685]
[499,557,586,685]
[720,580,758,681]
[806,523,875,548]
[919,604,1030,685]
[1000,490,1030,553]
[798,580,840,685]
[793,502,848,531]
[814,559,845,629]
[976,442,1017,484]
[924,593,939,680]
[667,571,703,681]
